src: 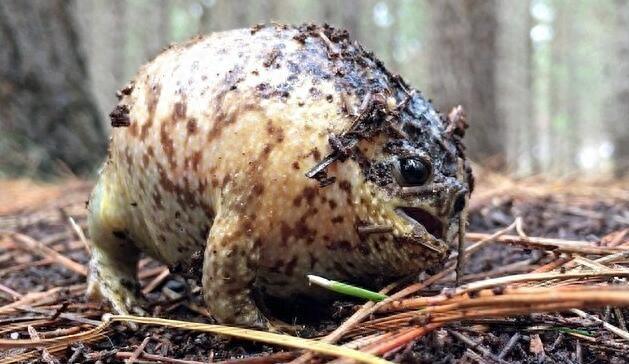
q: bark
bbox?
[0,0,106,177]
[426,0,504,169]
[610,0,629,175]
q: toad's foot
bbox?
[86,261,147,316]
[202,213,270,329]
[86,170,146,319]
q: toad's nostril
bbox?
[452,192,466,214]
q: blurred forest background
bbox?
[0,0,628,179]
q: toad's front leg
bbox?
[202,213,269,329]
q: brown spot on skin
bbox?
[160,123,176,168]
[333,262,351,277]
[329,240,352,251]
[173,101,187,120]
[358,244,370,256]
[152,191,163,209]
[326,94,334,103]
[331,216,344,224]
[293,195,302,207]
[262,144,272,156]
[252,183,264,196]
[140,84,161,140]
[339,180,352,193]
[302,186,317,204]
[142,153,150,168]
[284,256,298,276]
[309,253,319,269]
[265,121,285,143]
[311,148,321,160]
[221,174,232,188]
[190,151,202,172]
[280,222,292,246]
[157,163,176,193]
[186,119,198,135]
[124,149,133,166]
[294,220,315,244]
[292,161,300,170]
[328,200,338,209]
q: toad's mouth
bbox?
[396,207,445,241]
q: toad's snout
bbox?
[396,181,468,242]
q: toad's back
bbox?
[104,26,353,265]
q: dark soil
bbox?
[0,180,627,363]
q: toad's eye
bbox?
[397,157,431,186]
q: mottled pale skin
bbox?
[86,24,472,329]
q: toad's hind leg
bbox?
[86,170,144,315]
[202,214,268,329]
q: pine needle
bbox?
[308,275,389,302]
[0,314,391,364]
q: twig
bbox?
[0,283,23,300]
[116,351,206,364]
[465,232,627,255]
[4,232,87,276]
[68,217,90,253]
[126,335,151,364]
[142,268,170,295]
[447,329,507,364]
[498,332,521,359]
[570,308,629,341]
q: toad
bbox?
[86,23,473,329]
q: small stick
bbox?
[0,283,22,300]
[447,329,507,364]
[399,183,449,197]
[463,349,490,364]
[317,31,339,56]
[455,211,467,286]
[614,307,627,331]
[356,225,393,236]
[68,217,90,253]
[126,335,151,364]
[571,308,629,341]
[498,332,521,359]
[465,232,627,256]
[5,232,87,276]
[142,268,170,295]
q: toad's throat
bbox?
[397,207,445,240]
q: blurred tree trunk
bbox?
[342,0,361,39]
[549,0,580,175]
[0,0,106,177]
[611,0,629,176]
[497,0,533,175]
[426,0,504,169]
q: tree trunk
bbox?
[426,0,504,169]
[610,0,629,176]
[0,0,106,177]
[497,0,533,175]
[341,0,362,40]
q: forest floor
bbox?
[0,173,628,363]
